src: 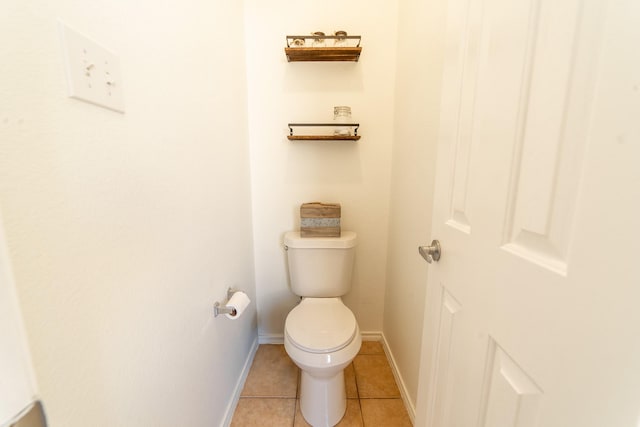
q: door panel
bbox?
[426,288,461,427]
[501,0,600,275]
[477,339,543,427]
[445,0,484,235]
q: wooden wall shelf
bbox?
[288,135,361,141]
[285,47,362,62]
[287,123,361,141]
[285,35,362,62]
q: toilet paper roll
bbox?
[225,291,250,320]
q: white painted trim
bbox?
[258,333,284,344]
[0,211,40,425]
[380,332,417,424]
[360,330,383,341]
[259,330,383,344]
[220,336,259,427]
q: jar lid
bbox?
[312,31,325,41]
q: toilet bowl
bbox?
[284,297,361,427]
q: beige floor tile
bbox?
[345,363,358,398]
[233,344,411,426]
[231,398,296,427]
[353,355,400,398]
[360,399,411,427]
[358,341,384,355]
[294,399,363,427]
[241,345,299,398]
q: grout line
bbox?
[352,362,360,400]
[356,397,365,426]
[290,397,297,427]
[358,397,402,400]
[293,369,300,426]
[352,358,366,426]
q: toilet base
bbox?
[300,370,346,427]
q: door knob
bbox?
[419,240,441,263]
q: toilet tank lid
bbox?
[285,231,357,249]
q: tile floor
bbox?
[231,342,412,426]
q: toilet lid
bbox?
[285,298,357,354]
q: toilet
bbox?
[283,231,361,427]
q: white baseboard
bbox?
[258,333,284,344]
[220,336,259,427]
[359,330,383,341]
[259,330,383,344]
[256,330,416,424]
[380,332,416,424]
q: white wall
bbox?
[383,0,447,409]
[245,0,399,339]
[0,1,256,426]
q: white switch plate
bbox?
[59,21,125,113]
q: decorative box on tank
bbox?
[300,202,341,237]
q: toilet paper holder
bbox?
[214,288,238,317]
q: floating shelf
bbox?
[288,123,361,141]
[288,134,361,141]
[285,35,362,62]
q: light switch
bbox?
[59,21,125,113]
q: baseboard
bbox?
[258,333,284,344]
[380,332,417,424]
[359,330,383,341]
[220,335,259,427]
[259,330,382,344]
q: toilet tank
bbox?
[284,231,357,297]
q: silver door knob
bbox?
[419,240,441,263]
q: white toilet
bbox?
[283,231,361,427]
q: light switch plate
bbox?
[59,21,125,113]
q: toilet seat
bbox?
[285,298,357,354]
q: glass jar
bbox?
[333,106,352,136]
[311,32,326,47]
[334,31,348,47]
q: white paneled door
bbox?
[415,0,640,426]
